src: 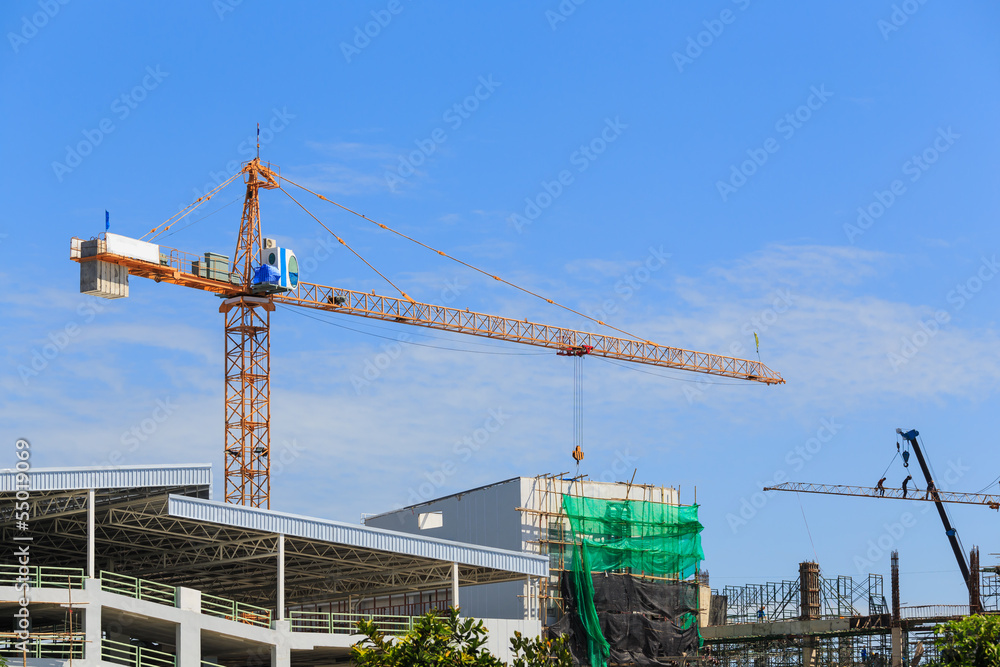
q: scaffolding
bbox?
[703,560,992,667]
[981,571,1000,612]
[709,633,897,667]
[718,574,885,625]
[518,472,688,627]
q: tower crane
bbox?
[72,158,785,509]
[764,428,985,610]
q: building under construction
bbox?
[366,473,709,665]
[704,554,1000,667]
[369,473,1000,667]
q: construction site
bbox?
[4,152,998,667]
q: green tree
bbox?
[932,615,1000,667]
[350,607,571,667]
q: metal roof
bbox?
[0,463,212,492]
[0,463,545,606]
[169,495,547,577]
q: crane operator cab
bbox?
[252,237,299,294]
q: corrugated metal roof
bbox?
[0,463,212,492]
[168,495,548,577]
[364,476,521,520]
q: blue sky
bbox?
[4,1,1000,607]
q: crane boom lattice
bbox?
[764,482,1000,510]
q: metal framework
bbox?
[982,571,1000,612]
[718,573,886,625]
[0,476,539,609]
[764,482,1000,509]
[706,565,974,667]
[223,161,278,508]
[223,296,272,507]
[69,158,785,508]
[280,283,784,384]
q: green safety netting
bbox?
[563,494,705,667]
[563,495,705,578]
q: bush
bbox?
[350,607,571,667]
[932,615,1000,667]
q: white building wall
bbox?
[365,478,528,620]
[364,475,681,623]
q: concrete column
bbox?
[277,533,285,622]
[891,627,903,667]
[452,562,460,610]
[175,614,201,666]
[803,638,817,667]
[84,578,102,661]
[177,586,201,612]
[272,620,291,667]
[87,488,96,579]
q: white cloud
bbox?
[6,243,999,523]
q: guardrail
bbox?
[0,564,85,589]
[202,593,272,628]
[900,604,970,620]
[201,661,226,667]
[102,638,175,667]
[0,637,85,660]
[289,610,415,636]
[101,570,178,606]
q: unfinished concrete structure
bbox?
[704,556,1000,667]
[0,464,546,665]
[363,473,686,626]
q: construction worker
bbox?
[876,477,886,497]
[925,480,935,501]
[902,475,912,498]
[757,606,765,622]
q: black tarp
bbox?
[551,572,701,666]
[709,595,727,626]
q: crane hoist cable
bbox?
[144,172,243,241]
[278,185,415,304]
[281,175,652,345]
[574,354,584,456]
[879,450,899,481]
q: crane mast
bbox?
[220,161,279,506]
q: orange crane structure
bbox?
[71,158,785,509]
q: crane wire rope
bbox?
[144,172,242,241]
[879,451,899,482]
[280,175,653,345]
[796,492,820,565]
[975,473,1000,495]
[574,355,584,455]
[277,185,415,304]
[162,196,243,239]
